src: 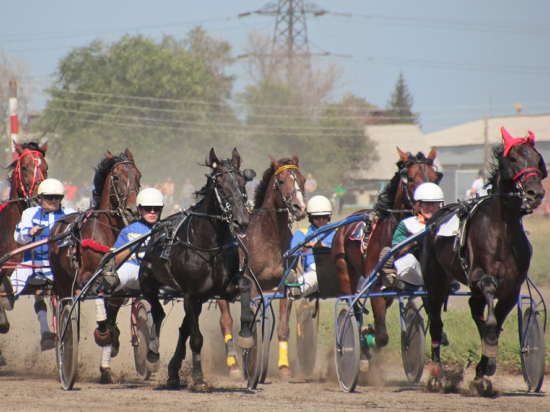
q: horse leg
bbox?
[217,299,241,379]
[277,297,293,380]
[105,298,123,358]
[468,295,487,340]
[140,263,165,370]
[166,300,192,389]
[237,276,254,349]
[0,303,9,334]
[474,275,499,380]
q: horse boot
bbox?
[0,304,10,335]
[225,335,242,380]
[379,247,396,289]
[1,277,14,311]
[285,269,302,299]
[35,299,56,351]
[237,277,254,349]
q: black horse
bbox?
[139,148,253,389]
[422,127,546,392]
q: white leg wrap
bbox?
[101,345,112,369]
[37,310,50,335]
[95,298,107,323]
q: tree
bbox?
[0,53,35,167]
[386,72,419,124]
[40,29,239,186]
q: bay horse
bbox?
[422,128,546,392]
[331,147,441,365]
[0,141,48,364]
[139,148,252,390]
[217,154,307,379]
[49,149,141,382]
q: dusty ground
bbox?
[0,296,547,411]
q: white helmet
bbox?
[307,195,332,216]
[136,188,164,207]
[38,179,64,196]
[414,183,444,202]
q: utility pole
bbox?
[239,0,328,85]
[483,113,489,174]
[9,81,19,162]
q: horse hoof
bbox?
[0,355,7,366]
[279,366,293,381]
[190,380,211,393]
[428,361,441,378]
[485,357,497,377]
[0,322,10,334]
[166,377,180,390]
[238,335,254,349]
[469,378,496,397]
[360,358,370,373]
[111,341,120,358]
[94,327,111,347]
[99,367,114,384]
[229,365,242,381]
[427,377,442,392]
[40,332,56,352]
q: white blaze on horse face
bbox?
[294,179,306,210]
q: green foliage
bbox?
[386,71,419,125]
[40,29,238,187]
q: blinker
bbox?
[243,169,256,182]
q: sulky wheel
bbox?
[56,303,79,390]
[133,300,153,381]
[296,299,318,376]
[335,307,360,392]
[520,308,545,392]
[259,304,274,384]
[242,302,264,390]
[401,301,425,383]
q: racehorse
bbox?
[217,154,307,379]
[139,148,252,390]
[0,141,48,363]
[331,147,441,364]
[49,149,141,382]
[422,128,546,392]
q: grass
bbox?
[523,216,550,286]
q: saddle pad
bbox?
[436,213,459,237]
[0,202,7,215]
[349,221,365,242]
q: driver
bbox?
[103,187,164,293]
[11,178,76,351]
[287,195,335,298]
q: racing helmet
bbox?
[413,183,444,203]
[38,179,65,196]
[307,195,332,216]
[136,188,164,207]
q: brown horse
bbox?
[0,142,48,364]
[422,128,546,393]
[331,147,441,364]
[217,154,307,379]
[49,149,141,382]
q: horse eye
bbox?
[509,157,517,162]
[21,166,27,171]
[279,179,285,185]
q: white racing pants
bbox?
[11,266,52,298]
[296,263,319,297]
[115,262,141,292]
[394,253,424,286]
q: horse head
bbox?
[208,148,250,236]
[102,148,141,222]
[12,141,48,199]
[269,154,307,220]
[396,147,442,210]
[498,127,546,211]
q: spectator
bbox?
[64,181,79,209]
[334,182,345,215]
[305,173,317,195]
[180,178,195,209]
[465,169,485,199]
[162,177,175,211]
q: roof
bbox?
[424,114,550,148]
[353,124,441,181]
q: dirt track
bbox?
[0,297,547,411]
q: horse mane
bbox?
[253,158,294,209]
[192,157,234,206]
[374,151,430,213]
[6,141,46,184]
[486,144,505,188]
[92,152,132,208]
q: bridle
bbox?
[397,159,442,214]
[13,149,46,203]
[506,143,544,208]
[107,160,140,226]
[272,164,305,224]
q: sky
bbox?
[1,0,549,134]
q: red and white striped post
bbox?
[9,81,19,161]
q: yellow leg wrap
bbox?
[227,356,236,367]
[224,334,233,343]
[278,341,289,368]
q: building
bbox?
[424,114,550,204]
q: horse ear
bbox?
[501,126,515,148]
[40,142,48,154]
[231,148,241,169]
[270,155,279,168]
[396,147,409,163]
[209,148,219,169]
[124,148,135,162]
[539,158,547,179]
[13,141,23,155]
[106,150,114,160]
[528,130,536,145]
[428,147,437,160]
[292,153,300,166]
[498,156,514,181]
